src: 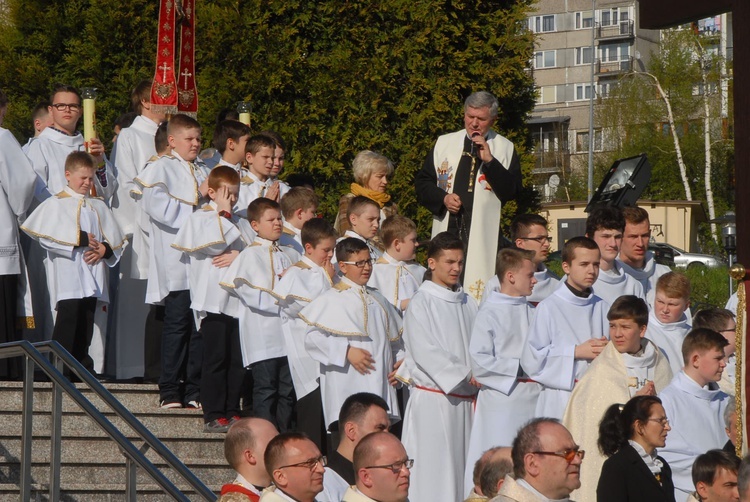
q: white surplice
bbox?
[645,311,691,377]
[273,256,335,399]
[279,222,303,256]
[367,252,426,310]
[399,280,478,502]
[220,238,294,366]
[339,230,383,261]
[520,284,609,419]
[464,290,540,497]
[300,276,404,427]
[659,371,730,500]
[592,264,646,305]
[133,152,209,304]
[481,265,560,306]
[618,252,671,306]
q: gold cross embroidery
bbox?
[468,279,484,301]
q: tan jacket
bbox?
[491,476,573,502]
[341,487,377,502]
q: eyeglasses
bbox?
[720,329,737,333]
[51,103,82,112]
[340,259,373,269]
[364,459,414,473]
[532,448,585,463]
[519,236,553,244]
[647,417,670,427]
[278,455,327,471]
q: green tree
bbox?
[0,0,539,235]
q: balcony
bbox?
[596,57,634,76]
[596,20,634,40]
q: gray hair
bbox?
[464,91,499,118]
[512,417,560,479]
[351,150,394,187]
[725,396,737,429]
[480,456,513,498]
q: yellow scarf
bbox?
[350,183,391,208]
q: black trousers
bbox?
[200,313,244,422]
[251,356,294,432]
[159,290,201,403]
[0,274,21,380]
[143,304,164,382]
[295,386,327,454]
[53,297,98,373]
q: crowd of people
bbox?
[0,83,745,502]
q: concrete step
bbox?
[0,483,222,501]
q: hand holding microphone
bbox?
[470,131,493,163]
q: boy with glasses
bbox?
[300,237,404,430]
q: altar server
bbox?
[279,187,319,256]
[646,272,692,376]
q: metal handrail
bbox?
[1,340,217,501]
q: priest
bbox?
[415,91,522,300]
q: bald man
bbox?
[343,432,411,502]
[465,447,513,501]
[219,418,279,502]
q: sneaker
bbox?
[185,400,202,410]
[229,415,241,425]
[160,400,183,409]
[204,418,231,433]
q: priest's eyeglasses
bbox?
[278,456,327,471]
[532,448,585,463]
[51,103,82,112]
[364,459,415,473]
[340,259,374,269]
[519,236,553,244]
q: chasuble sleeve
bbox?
[414,146,449,217]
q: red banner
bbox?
[150,0,178,115]
[177,0,198,117]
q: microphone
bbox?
[470,131,481,157]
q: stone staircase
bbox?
[0,382,234,500]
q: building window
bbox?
[575,84,593,101]
[534,50,556,69]
[599,81,617,98]
[576,129,603,152]
[536,86,557,104]
[575,47,593,65]
[575,11,594,29]
[529,15,556,33]
[600,42,630,62]
[600,8,619,27]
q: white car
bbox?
[649,243,722,269]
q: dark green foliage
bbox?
[0,0,538,235]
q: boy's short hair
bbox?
[212,119,251,153]
[622,206,650,225]
[692,449,740,487]
[208,165,241,190]
[131,80,153,114]
[511,214,548,240]
[346,195,379,219]
[245,134,276,155]
[280,187,318,219]
[352,150,394,186]
[115,112,138,131]
[495,248,535,281]
[585,205,625,236]
[154,121,169,154]
[167,114,201,136]
[336,237,369,263]
[301,218,337,248]
[32,101,51,120]
[65,151,96,173]
[607,295,649,326]
[692,308,735,333]
[380,215,417,248]
[681,328,729,365]
[427,232,464,260]
[247,197,280,224]
[259,130,286,151]
[50,83,80,104]
[338,392,389,428]
[656,271,691,300]
[561,236,599,264]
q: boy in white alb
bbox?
[21,152,125,373]
[521,236,610,419]
[172,166,253,433]
[692,308,737,396]
[211,119,251,173]
[585,205,646,304]
[618,206,671,305]
[338,196,383,261]
[368,215,425,311]
[300,237,404,429]
[646,271,692,376]
[398,232,479,502]
[261,130,291,200]
[464,248,540,497]
[279,187,319,256]
[273,218,338,448]
[562,295,673,502]
[659,328,730,500]
[481,214,559,306]
[133,113,209,408]
[221,198,296,431]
